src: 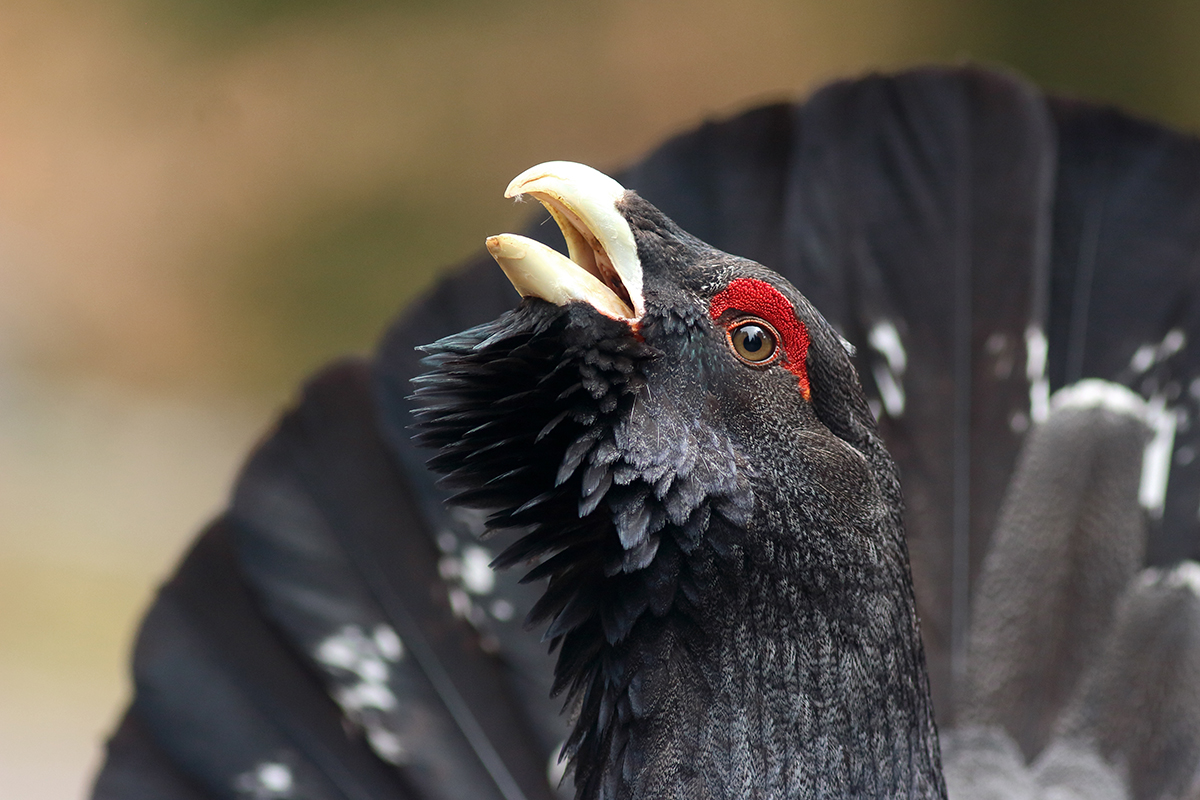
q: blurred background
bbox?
[4,0,1200,796]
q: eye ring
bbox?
[725,317,782,366]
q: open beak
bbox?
[486,161,645,322]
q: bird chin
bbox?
[486,160,645,323]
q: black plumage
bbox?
[414,191,943,797]
[92,66,1200,800]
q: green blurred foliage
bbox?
[142,0,540,48]
[142,0,1200,133]
[145,0,397,43]
[961,0,1200,130]
[215,188,523,392]
[132,0,1200,397]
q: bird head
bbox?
[416,162,942,798]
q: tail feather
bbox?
[129,519,413,800]
[1058,562,1200,800]
[963,382,1152,760]
[230,360,556,800]
[1047,99,1200,567]
[91,710,212,800]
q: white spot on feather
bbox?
[366,726,406,764]
[359,656,388,683]
[315,635,359,672]
[448,587,472,618]
[1026,326,1050,423]
[1164,561,1200,595]
[490,598,515,622]
[1136,561,1200,597]
[871,364,906,417]
[1141,397,1177,518]
[868,321,906,417]
[336,680,396,712]
[234,761,294,798]
[1050,380,1146,416]
[1130,344,1157,374]
[1049,380,1174,518]
[258,764,292,794]
[868,321,907,373]
[373,625,403,661]
[314,624,402,721]
[1163,328,1187,357]
[1131,329,1187,375]
[438,555,462,580]
[461,546,496,594]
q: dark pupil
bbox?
[740,326,766,353]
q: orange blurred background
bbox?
[3,0,1200,796]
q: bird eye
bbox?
[727,318,780,365]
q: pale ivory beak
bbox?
[486,161,644,322]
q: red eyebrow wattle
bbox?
[709,278,811,400]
